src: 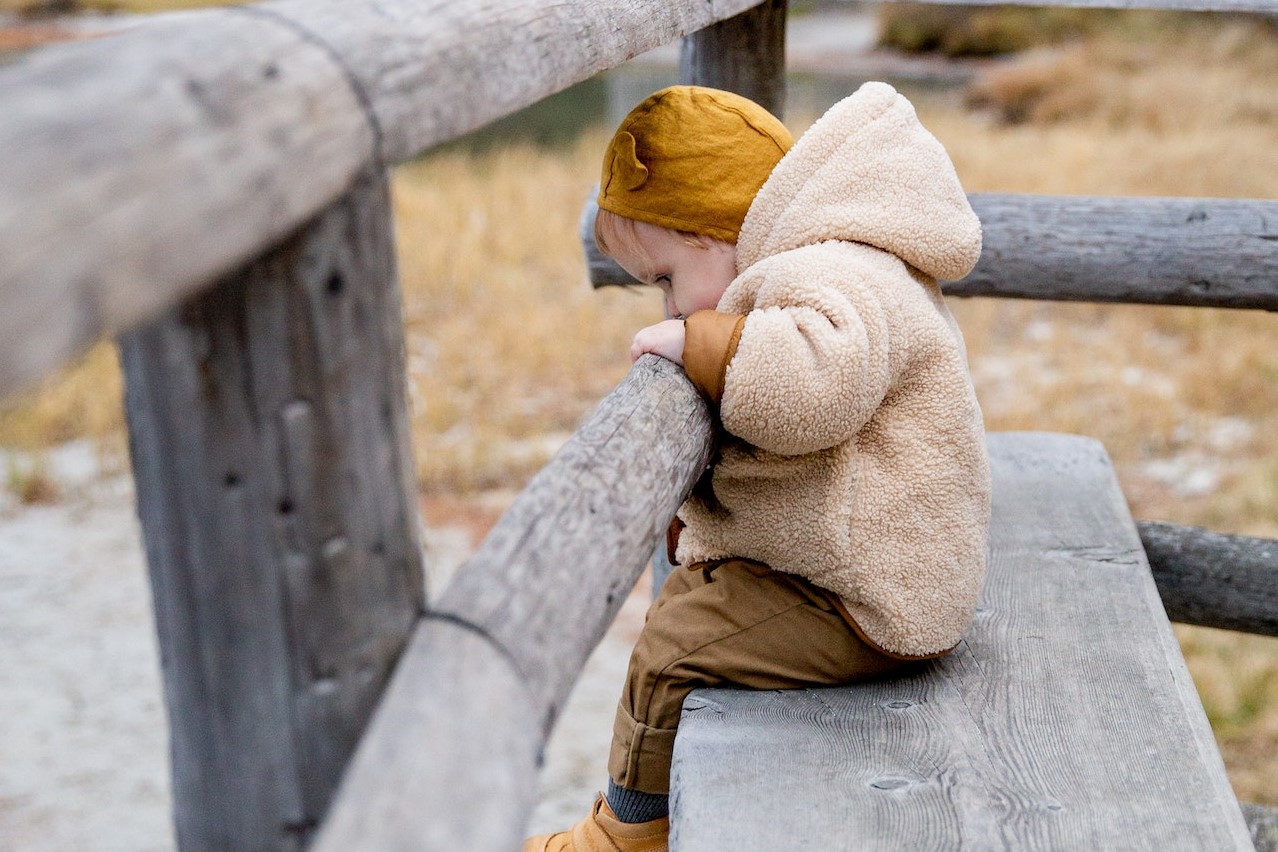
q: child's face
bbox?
[612,221,737,320]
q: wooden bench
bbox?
[669,433,1261,850]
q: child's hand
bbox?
[630,319,686,365]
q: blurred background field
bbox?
[1,0,1276,818]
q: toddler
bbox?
[525,82,990,852]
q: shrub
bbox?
[878,4,1100,56]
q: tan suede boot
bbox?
[523,795,668,852]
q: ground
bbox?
[0,441,642,847]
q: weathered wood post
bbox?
[679,0,787,114]
[648,0,789,592]
[118,166,424,851]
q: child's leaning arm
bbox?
[629,319,686,364]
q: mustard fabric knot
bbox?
[598,86,793,243]
[609,132,649,191]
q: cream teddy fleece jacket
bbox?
[677,82,990,658]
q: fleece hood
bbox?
[737,82,982,282]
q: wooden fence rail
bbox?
[313,356,711,851]
[585,195,1278,310]
[1140,522,1278,637]
[0,0,766,402]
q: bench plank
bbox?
[670,432,1252,851]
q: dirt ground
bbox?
[0,444,645,848]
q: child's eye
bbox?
[655,275,672,287]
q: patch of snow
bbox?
[1024,320,1054,343]
[1120,366,1175,398]
[1139,454,1223,498]
[0,483,173,852]
[1169,415,1255,455]
[1206,416,1254,453]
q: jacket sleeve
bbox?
[682,310,746,403]
[718,250,898,456]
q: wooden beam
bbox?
[118,167,424,851]
[899,0,1277,10]
[679,0,788,117]
[1245,802,1278,852]
[953,194,1278,310]
[0,0,768,402]
[1138,521,1278,638]
[584,195,1278,311]
[312,620,543,851]
[313,355,713,851]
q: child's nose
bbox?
[665,295,678,317]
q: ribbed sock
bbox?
[605,779,669,824]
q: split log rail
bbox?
[0,0,1276,849]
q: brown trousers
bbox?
[608,559,921,794]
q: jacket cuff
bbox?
[683,310,745,404]
[665,516,684,567]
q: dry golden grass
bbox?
[878,2,1112,57]
[1,12,1275,804]
[393,135,658,491]
[0,342,127,472]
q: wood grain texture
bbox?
[266,0,766,166]
[669,433,1253,851]
[315,355,712,851]
[1139,521,1278,637]
[311,619,542,852]
[119,169,424,851]
[586,194,1278,309]
[905,0,1276,9]
[679,0,788,117]
[955,194,1278,309]
[1246,802,1278,852]
[0,0,766,401]
[0,10,373,401]
[433,355,712,716]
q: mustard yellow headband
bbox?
[598,86,793,244]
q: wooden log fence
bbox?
[679,0,788,112]
[895,0,1277,9]
[1140,521,1278,637]
[2,0,1277,849]
[585,194,1278,310]
[955,195,1278,310]
[118,166,425,850]
[0,0,767,401]
[313,356,711,851]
